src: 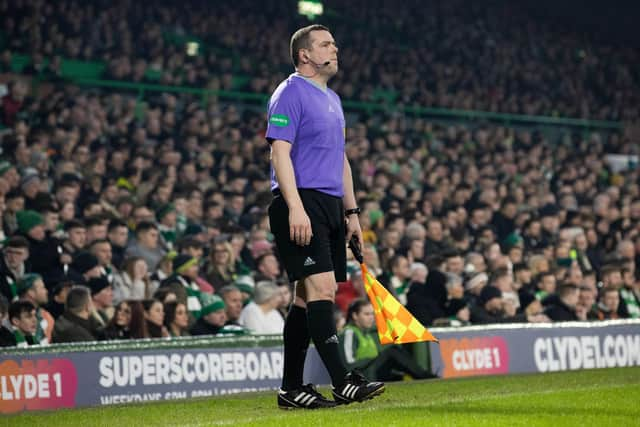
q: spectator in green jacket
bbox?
[338,298,433,381]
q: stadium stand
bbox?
[0,0,638,347]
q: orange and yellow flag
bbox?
[360,263,438,345]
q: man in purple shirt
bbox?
[267,24,385,410]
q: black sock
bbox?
[281,305,310,390]
[307,300,347,386]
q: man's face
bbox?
[93,286,113,308]
[223,290,243,321]
[446,256,464,275]
[68,227,87,249]
[12,309,37,335]
[87,225,107,242]
[30,279,48,305]
[392,257,410,280]
[4,246,28,269]
[578,289,595,309]
[92,242,112,266]
[305,30,339,76]
[563,289,580,308]
[259,255,280,278]
[108,226,129,247]
[540,275,556,293]
[602,291,619,312]
[28,224,46,241]
[204,310,227,327]
[139,229,159,248]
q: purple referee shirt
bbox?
[266,73,346,197]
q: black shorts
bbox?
[269,189,346,283]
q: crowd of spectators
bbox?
[1,0,639,120]
[0,0,639,349]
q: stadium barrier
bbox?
[1,320,638,413]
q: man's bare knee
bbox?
[304,272,338,302]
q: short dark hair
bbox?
[9,300,36,322]
[290,24,330,67]
[108,218,128,232]
[558,284,579,298]
[135,221,158,235]
[66,286,91,314]
[64,219,85,231]
[4,235,29,249]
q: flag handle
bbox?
[348,235,364,264]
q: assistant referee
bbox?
[266,24,385,409]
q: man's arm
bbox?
[271,140,312,246]
[342,154,362,246]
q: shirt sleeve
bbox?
[266,84,301,144]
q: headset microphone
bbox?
[308,58,331,68]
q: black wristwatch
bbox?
[345,207,361,216]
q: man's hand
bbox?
[456,307,470,322]
[346,214,363,249]
[289,205,312,246]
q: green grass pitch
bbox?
[3,367,639,426]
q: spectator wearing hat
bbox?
[17,209,64,286]
[125,221,166,272]
[238,281,284,334]
[0,236,30,302]
[20,168,42,211]
[190,294,245,336]
[464,272,489,307]
[15,273,53,344]
[87,276,114,327]
[176,237,214,294]
[160,254,204,319]
[0,160,19,191]
[70,252,102,285]
[52,286,102,343]
[234,275,255,305]
[1,300,38,347]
